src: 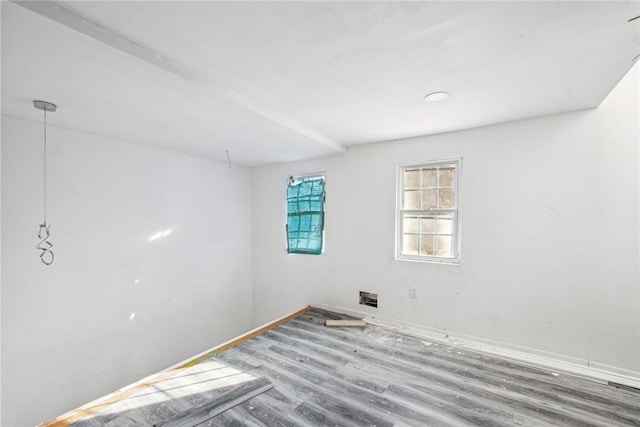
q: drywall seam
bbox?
[310,302,640,389]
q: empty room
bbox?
[1,1,639,426]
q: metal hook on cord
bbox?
[37,222,55,265]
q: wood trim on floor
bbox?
[38,306,311,427]
[181,306,311,366]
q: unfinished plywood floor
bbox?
[70,308,639,426]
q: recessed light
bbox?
[424,92,449,102]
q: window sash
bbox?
[399,210,458,258]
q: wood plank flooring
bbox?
[68,308,640,426]
[212,308,640,427]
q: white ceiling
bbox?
[2,1,639,166]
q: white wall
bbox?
[1,115,253,427]
[251,64,640,373]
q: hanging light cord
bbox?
[43,108,48,223]
[36,105,54,265]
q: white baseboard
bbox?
[310,301,640,390]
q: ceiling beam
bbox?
[12,1,347,154]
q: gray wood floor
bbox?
[213,308,640,427]
[71,308,640,426]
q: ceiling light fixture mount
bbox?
[34,100,57,112]
[424,92,450,103]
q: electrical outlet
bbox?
[409,286,418,299]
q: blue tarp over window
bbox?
[287,175,325,254]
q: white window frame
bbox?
[396,158,461,264]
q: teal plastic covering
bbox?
[287,176,325,254]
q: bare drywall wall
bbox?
[251,64,640,373]
[1,115,253,427]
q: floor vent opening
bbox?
[359,291,378,308]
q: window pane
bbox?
[289,216,300,232]
[420,215,435,233]
[436,236,452,257]
[403,215,418,233]
[404,190,420,209]
[287,185,299,199]
[421,168,437,187]
[298,183,311,197]
[438,189,455,208]
[420,235,435,256]
[421,190,437,209]
[309,196,323,211]
[404,169,420,189]
[298,200,311,212]
[307,236,322,252]
[436,216,452,234]
[310,182,324,195]
[403,234,419,255]
[300,214,311,231]
[311,214,322,233]
[439,167,455,187]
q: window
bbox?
[287,173,325,254]
[397,159,460,262]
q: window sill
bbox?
[394,255,461,265]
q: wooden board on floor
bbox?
[156,377,273,427]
